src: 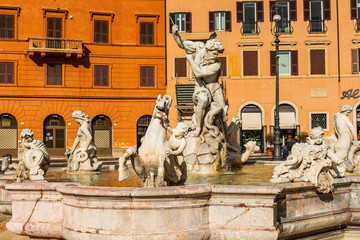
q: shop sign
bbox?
[341,89,360,99]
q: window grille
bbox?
[311,113,327,129]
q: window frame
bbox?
[358,0,360,18]
[136,14,159,46]
[243,2,257,34]
[0,7,20,40]
[93,64,111,88]
[242,50,259,77]
[0,61,16,85]
[309,112,329,131]
[276,1,291,33]
[174,13,186,32]
[139,65,156,88]
[45,63,64,86]
[90,12,114,44]
[309,0,324,32]
[214,11,226,31]
[278,51,291,75]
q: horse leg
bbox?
[156,155,166,187]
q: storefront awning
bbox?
[279,112,296,129]
[241,112,262,130]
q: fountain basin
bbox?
[5,175,360,239]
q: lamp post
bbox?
[271,7,283,161]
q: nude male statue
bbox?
[172,24,228,137]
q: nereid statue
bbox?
[172,24,230,172]
[66,110,102,172]
[15,128,50,182]
[119,95,187,187]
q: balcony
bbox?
[275,20,293,34]
[28,37,83,58]
[308,20,327,33]
[241,21,260,34]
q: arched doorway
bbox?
[278,104,297,149]
[0,114,18,158]
[136,115,152,150]
[92,115,112,156]
[43,114,66,157]
[240,105,263,152]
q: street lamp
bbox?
[271,6,282,161]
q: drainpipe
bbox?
[336,0,340,82]
[165,0,167,86]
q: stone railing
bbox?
[28,37,83,55]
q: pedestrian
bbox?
[289,135,299,152]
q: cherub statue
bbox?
[271,127,342,194]
[15,128,50,181]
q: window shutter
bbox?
[102,66,109,86]
[323,0,331,20]
[7,63,14,84]
[237,2,243,22]
[304,0,310,21]
[209,12,215,32]
[270,1,276,21]
[94,66,101,85]
[225,11,232,31]
[148,67,154,87]
[175,58,187,78]
[47,18,54,37]
[186,12,192,32]
[310,50,325,75]
[218,57,227,76]
[270,51,276,76]
[290,0,297,21]
[352,49,359,74]
[169,13,175,33]
[55,64,62,85]
[351,0,357,19]
[6,15,14,39]
[47,65,55,85]
[140,67,146,86]
[55,18,62,38]
[243,51,258,76]
[256,2,264,22]
[291,50,298,75]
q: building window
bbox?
[209,11,231,32]
[310,113,328,130]
[175,13,186,32]
[47,17,63,48]
[270,1,297,33]
[0,15,14,39]
[270,51,298,76]
[140,22,154,45]
[215,12,225,31]
[174,58,187,78]
[310,49,325,75]
[0,62,14,84]
[47,64,62,85]
[237,2,263,34]
[169,12,192,33]
[94,20,109,44]
[351,0,360,31]
[243,51,258,76]
[94,65,109,86]
[140,66,155,87]
[304,0,330,33]
[218,57,227,76]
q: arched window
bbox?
[136,115,152,149]
[0,114,18,158]
[43,114,66,156]
[92,115,112,156]
[240,105,263,152]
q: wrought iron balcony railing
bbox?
[28,37,83,55]
[307,20,327,33]
[241,21,260,34]
[275,20,293,34]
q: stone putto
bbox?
[15,128,50,182]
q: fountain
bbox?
[2,26,360,239]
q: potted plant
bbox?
[265,133,275,156]
[298,131,309,143]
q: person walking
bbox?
[289,135,299,152]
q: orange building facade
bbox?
[167,0,360,152]
[0,0,165,159]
